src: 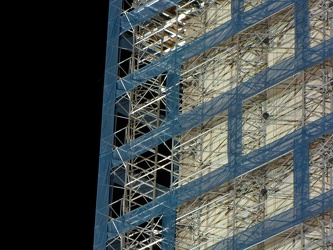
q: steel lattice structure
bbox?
[94,0,333,249]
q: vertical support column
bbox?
[293,138,309,219]
[231,0,244,21]
[162,195,178,249]
[228,99,242,177]
[230,0,244,177]
[166,62,181,186]
[293,0,310,224]
[294,0,310,65]
[162,62,181,249]
[229,0,244,176]
[230,2,244,242]
[228,95,242,247]
[94,0,121,249]
[165,65,180,121]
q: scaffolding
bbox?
[94,0,333,249]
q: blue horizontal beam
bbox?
[112,39,333,167]
[107,113,333,239]
[206,190,333,250]
[116,0,293,97]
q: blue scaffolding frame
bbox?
[94,0,333,249]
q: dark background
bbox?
[7,0,110,249]
[63,0,110,247]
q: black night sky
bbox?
[73,0,110,247]
[8,0,111,249]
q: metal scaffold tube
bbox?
[94,0,333,249]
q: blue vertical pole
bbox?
[165,66,180,121]
[229,1,244,178]
[293,139,309,218]
[231,0,244,20]
[162,197,178,249]
[294,0,310,63]
[293,0,310,220]
[228,97,242,250]
[230,2,244,248]
[94,0,121,249]
[162,62,181,249]
[228,101,243,178]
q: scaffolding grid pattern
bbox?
[94,0,333,249]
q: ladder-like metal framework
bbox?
[94,0,333,249]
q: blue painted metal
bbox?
[161,61,181,249]
[93,0,121,249]
[294,143,310,218]
[231,0,244,20]
[294,0,310,64]
[165,63,181,120]
[228,103,243,178]
[161,197,177,249]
